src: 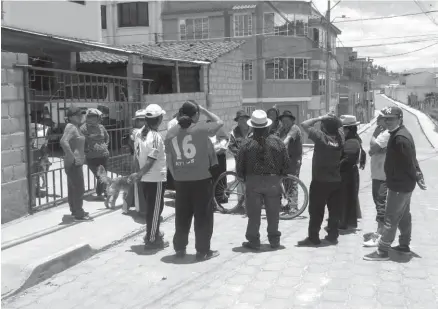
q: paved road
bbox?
[3,95,438,309]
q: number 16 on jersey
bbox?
[171,135,197,165]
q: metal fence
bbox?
[23,66,149,211]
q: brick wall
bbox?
[144,48,243,135]
[1,52,29,224]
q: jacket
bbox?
[228,126,253,157]
[384,125,423,192]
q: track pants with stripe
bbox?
[141,181,166,243]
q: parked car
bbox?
[380,89,385,94]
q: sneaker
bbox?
[363,232,377,241]
[297,237,321,247]
[270,242,281,249]
[242,241,261,250]
[144,239,169,250]
[391,245,411,253]
[196,250,220,261]
[363,235,380,248]
[175,249,186,258]
[363,250,390,261]
[74,215,92,221]
[323,236,338,245]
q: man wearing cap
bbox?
[278,110,303,213]
[80,108,110,201]
[236,110,290,250]
[364,106,427,261]
[60,106,90,221]
[130,104,169,250]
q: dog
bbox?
[97,165,131,210]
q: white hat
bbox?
[340,114,361,127]
[133,109,147,119]
[145,104,166,118]
[247,110,273,128]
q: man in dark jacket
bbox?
[364,106,427,261]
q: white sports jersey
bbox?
[135,127,167,182]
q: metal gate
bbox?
[23,66,150,211]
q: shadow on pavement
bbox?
[160,254,199,265]
[232,244,286,253]
[389,250,421,263]
[127,244,166,256]
[121,210,146,225]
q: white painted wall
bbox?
[101,0,163,46]
[2,1,101,41]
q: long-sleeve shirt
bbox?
[236,135,290,180]
[80,123,110,159]
[228,126,252,157]
[60,123,85,168]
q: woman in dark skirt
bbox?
[339,115,366,230]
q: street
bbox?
[3,95,438,309]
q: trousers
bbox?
[65,164,85,217]
[245,175,282,245]
[173,178,214,253]
[378,190,412,251]
[142,182,166,243]
[308,180,341,241]
[372,179,387,225]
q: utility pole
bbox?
[255,2,264,109]
[325,0,331,113]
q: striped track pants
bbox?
[141,181,166,243]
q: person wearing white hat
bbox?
[129,104,169,250]
[235,110,291,250]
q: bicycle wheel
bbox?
[212,171,245,214]
[279,174,309,220]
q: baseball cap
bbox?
[66,106,86,118]
[380,106,403,118]
[86,108,102,116]
[144,104,166,118]
[133,109,147,119]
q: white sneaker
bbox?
[363,235,380,247]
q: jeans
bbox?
[65,164,85,218]
[378,190,412,252]
[372,179,387,231]
[245,175,282,245]
[86,157,108,196]
[173,178,214,253]
[308,180,341,241]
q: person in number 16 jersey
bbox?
[165,100,224,261]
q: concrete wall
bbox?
[1,53,29,224]
[2,1,101,41]
[144,49,243,135]
[386,85,438,104]
[101,0,163,45]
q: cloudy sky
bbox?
[311,0,438,72]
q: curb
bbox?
[1,204,124,251]
[382,95,437,150]
[1,211,176,301]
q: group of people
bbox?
[60,99,427,263]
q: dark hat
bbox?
[380,106,403,118]
[234,110,250,121]
[279,110,296,121]
[66,106,86,118]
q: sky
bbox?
[311,0,438,72]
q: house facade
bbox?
[1,0,101,41]
[160,1,341,124]
[100,0,164,45]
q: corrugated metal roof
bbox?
[232,4,257,10]
[80,41,245,65]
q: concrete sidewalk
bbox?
[382,94,438,150]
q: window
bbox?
[242,61,253,81]
[69,1,85,4]
[264,13,308,37]
[180,18,209,40]
[118,2,149,27]
[101,5,107,29]
[234,14,252,37]
[64,85,108,100]
[265,58,309,80]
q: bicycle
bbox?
[212,170,309,220]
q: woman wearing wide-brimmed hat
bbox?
[338,114,366,230]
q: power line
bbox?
[413,0,438,27]
[369,41,438,58]
[342,32,438,42]
[333,10,438,23]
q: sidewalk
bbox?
[382,94,438,150]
